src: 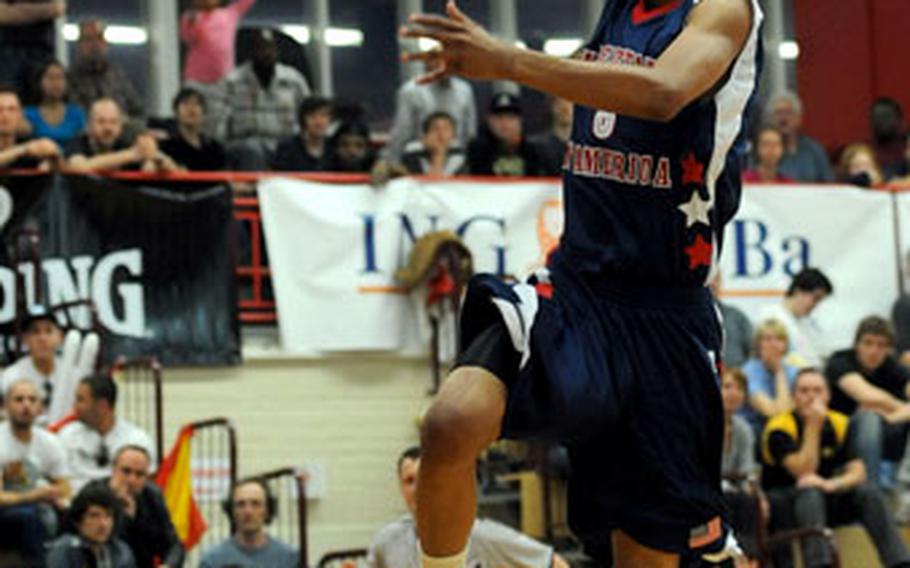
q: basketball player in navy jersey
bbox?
[401,1,762,566]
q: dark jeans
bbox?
[0,504,48,561]
[767,484,910,568]
[853,410,909,487]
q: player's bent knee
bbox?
[421,400,492,467]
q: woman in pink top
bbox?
[181,0,257,85]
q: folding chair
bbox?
[248,467,309,568]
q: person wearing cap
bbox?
[0,310,99,425]
[467,92,547,177]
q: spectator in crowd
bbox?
[758,267,834,367]
[271,96,332,172]
[69,20,146,134]
[58,374,156,493]
[767,92,834,183]
[24,59,87,148]
[0,310,98,426]
[90,445,184,568]
[741,319,799,434]
[467,93,546,177]
[532,96,573,176]
[825,316,910,489]
[367,446,566,568]
[0,86,62,169]
[400,111,467,176]
[894,251,910,368]
[838,142,884,188]
[67,98,180,173]
[0,380,70,566]
[761,369,910,568]
[383,57,477,163]
[0,0,65,95]
[742,125,791,182]
[181,0,256,87]
[218,29,311,171]
[326,120,376,173]
[46,483,136,568]
[869,97,907,181]
[710,274,753,369]
[160,88,226,171]
[199,478,298,568]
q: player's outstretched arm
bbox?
[402,0,752,122]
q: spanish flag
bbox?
[155,425,207,549]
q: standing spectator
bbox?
[24,59,86,148]
[46,483,136,568]
[218,29,310,171]
[825,317,910,489]
[0,380,71,566]
[0,86,61,169]
[767,92,834,183]
[758,267,833,367]
[742,125,791,182]
[838,142,884,188]
[467,93,546,177]
[160,88,226,171]
[710,274,753,369]
[271,96,332,172]
[741,319,799,434]
[383,58,476,163]
[761,369,910,568]
[532,96,573,176]
[69,20,146,134]
[0,0,65,95]
[400,111,466,176]
[58,374,156,493]
[326,120,376,173]
[181,0,256,86]
[869,97,906,181]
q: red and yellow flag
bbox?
[155,425,207,549]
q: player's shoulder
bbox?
[688,0,755,34]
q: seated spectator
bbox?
[326,120,376,173]
[742,125,791,182]
[46,483,136,568]
[218,29,310,171]
[367,446,566,568]
[468,93,546,177]
[1,310,98,425]
[532,96,573,176]
[741,319,798,434]
[767,91,834,183]
[181,0,256,87]
[0,0,64,95]
[0,380,70,566]
[893,252,910,368]
[199,478,298,568]
[825,317,910,489]
[710,274,753,369]
[869,97,907,181]
[0,86,61,169]
[400,111,466,176]
[67,98,180,173]
[758,267,833,367]
[838,142,884,188]
[24,59,87,148]
[70,20,145,134]
[89,445,184,568]
[761,369,910,568]
[58,374,156,493]
[159,88,226,171]
[271,96,333,172]
[383,58,477,163]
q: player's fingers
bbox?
[399,25,464,45]
[446,0,472,25]
[407,13,465,32]
[415,67,452,85]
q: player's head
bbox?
[785,268,833,317]
[0,86,22,137]
[71,484,119,547]
[487,92,522,146]
[421,111,456,151]
[298,96,333,137]
[397,446,421,516]
[111,445,152,498]
[75,373,118,428]
[251,29,279,73]
[768,91,803,138]
[4,380,43,429]
[88,97,124,149]
[720,367,748,415]
[753,124,785,169]
[753,318,789,363]
[225,478,276,536]
[173,87,207,130]
[853,316,894,373]
[78,20,108,62]
[22,312,63,363]
[792,368,829,416]
[870,97,903,141]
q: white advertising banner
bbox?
[260,179,900,355]
[898,191,910,295]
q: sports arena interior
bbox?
[0,0,909,567]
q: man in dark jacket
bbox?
[467,92,546,177]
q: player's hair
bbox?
[69,483,120,525]
[723,367,748,396]
[786,268,833,297]
[421,111,455,135]
[80,373,118,408]
[172,87,206,112]
[854,315,895,346]
[112,444,151,466]
[753,318,790,355]
[3,378,44,400]
[298,96,332,128]
[0,84,20,101]
[397,446,421,475]
[89,96,123,120]
[793,366,824,389]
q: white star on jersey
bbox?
[678,190,712,228]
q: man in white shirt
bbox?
[0,310,99,425]
[759,268,834,368]
[58,374,155,493]
[0,380,71,565]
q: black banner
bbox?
[0,174,240,366]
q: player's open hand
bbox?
[400,0,518,84]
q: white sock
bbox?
[419,544,468,568]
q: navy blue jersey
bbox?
[553,0,763,289]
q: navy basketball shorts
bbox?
[454,268,727,556]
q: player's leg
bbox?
[612,530,679,568]
[417,365,506,561]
